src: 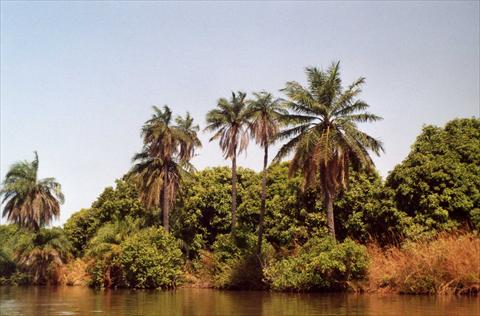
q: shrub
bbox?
[0,225,34,280]
[264,237,369,291]
[193,231,272,289]
[120,228,183,289]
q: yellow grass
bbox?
[367,233,480,295]
[60,258,90,286]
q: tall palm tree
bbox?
[274,62,384,239]
[247,91,286,255]
[0,152,64,231]
[132,106,200,232]
[205,91,250,230]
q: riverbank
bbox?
[181,233,479,295]
[1,232,478,296]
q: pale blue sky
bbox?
[1,1,479,225]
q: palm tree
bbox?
[0,152,64,231]
[274,62,384,239]
[247,91,285,255]
[176,112,202,162]
[132,106,200,232]
[15,227,72,284]
[205,92,250,231]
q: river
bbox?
[0,287,478,315]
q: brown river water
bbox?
[0,286,478,316]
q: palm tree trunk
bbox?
[163,174,169,232]
[231,153,237,231]
[257,144,268,256]
[325,191,335,240]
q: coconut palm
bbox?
[15,227,71,284]
[0,152,64,231]
[274,62,384,239]
[205,91,250,230]
[176,112,202,161]
[132,106,200,232]
[247,91,286,255]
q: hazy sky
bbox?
[1,1,479,225]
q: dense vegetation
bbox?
[1,62,478,294]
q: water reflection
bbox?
[0,287,478,316]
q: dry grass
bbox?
[367,233,480,295]
[59,258,90,286]
[183,250,215,288]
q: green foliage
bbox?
[206,231,271,289]
[86,224,182,289]
[0,271,30,286]
[386,118,480,232]
[120,228,182,289]
[91,179,149,223]
[65,179,152,256]
[64,209,100,257]
[0,225,33,278]
[263,163,327,247]
[0,225,73,285]
[85,217,140,288]
[264,237,369,291]
[175,162,405,253]
[172,166,261,257]
[334,170,410,244]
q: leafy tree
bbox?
[172,166,260,257]
[15,227,72,284]
[333,170,409,244]
[64,179,150,256]
[247,91,286,255]
[205,92,251,231]
[386,118,480,231]
[275,62,383,239]
[64,209,100,257]
[1,152,64,231]
[174,163,327,253]
[120,227,182,289]
[132,106,201,232]
[262,163,327,247]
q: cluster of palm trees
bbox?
[1,62,383,262]
[132,61,384,255]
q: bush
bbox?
[0,225,34,280]
[264,237,369,291]
[120,228,183,289]
[65,179,153,257]
[192,231,272,289]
